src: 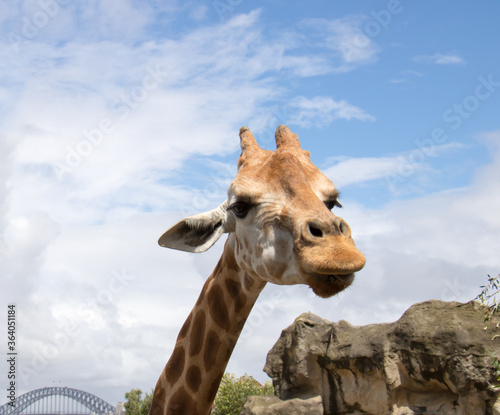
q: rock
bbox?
[263,300,500,415]
[239,396,323,415]
[264,313,333,400]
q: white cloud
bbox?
[323,142,465,190]
[5,10,327,224]
[288,96,375,128]
[299,16,380,72]
[388,70,424,85]
[413,52,466,65]
[189,5,208,21]
[324,156,402,187]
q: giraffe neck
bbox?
[149,238,266,415]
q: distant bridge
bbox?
[0,387,116,415]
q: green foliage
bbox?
[212,373,275,415]
[475,274,500,385]
[141,390,153,415]
[124,388,153,415]
[475,274,500,334]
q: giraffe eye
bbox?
[230,201,252,219]
[324,200,342,210]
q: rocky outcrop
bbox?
[239,396,322,415]
[258,300,500,415]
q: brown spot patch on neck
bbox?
[166,386,197,415]
[225,278,247,314]
[165,346,185,386]
[222,245,240,273]
[186,365,202,393]
[189,310,206,357]
[207,284,230,330]
[204,330,221,372]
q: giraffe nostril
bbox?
[337,218,351,237]
[339,221,346,234]
[308,224,324,238]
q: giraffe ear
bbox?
[158,201,230,253]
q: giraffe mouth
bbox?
[307,272,355,298]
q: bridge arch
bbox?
[0,387,116,415]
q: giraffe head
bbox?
[159,125,365,298]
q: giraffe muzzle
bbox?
[297,216,365,297]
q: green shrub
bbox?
[124,388,153,415]
[476,274,500,330]
[212,373,275,415]
[475,274,500,385]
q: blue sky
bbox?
[1,0,500,407]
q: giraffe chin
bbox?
[307,272,355,298]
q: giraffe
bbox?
[149,125,366,415]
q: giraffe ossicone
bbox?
[149,125,366,415]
